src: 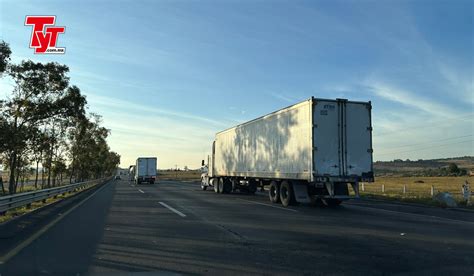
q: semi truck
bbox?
[200,97,374,207]
[135,157,157,184]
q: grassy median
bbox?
[158,170,201,181]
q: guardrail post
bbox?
[381,184,385,193]
[403,185,406,195]
[361,183,365,192]
[430,185,434,196]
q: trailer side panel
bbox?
[214,100,312,180]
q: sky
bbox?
[0,0,473,169]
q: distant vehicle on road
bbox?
[135,157,157,184]
[129,165,136,181]
[114,175,121,180]
[201,97,374,207]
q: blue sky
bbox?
[1,0,473,168]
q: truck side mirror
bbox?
[201,160,205,166]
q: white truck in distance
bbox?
[135,157,157,184]
[201,97,374,207]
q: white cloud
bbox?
[86,94,229,127]
[83,94,227,168]
[436,61,474,104]
[367,82,457,118]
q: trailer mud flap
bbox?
[293,183,311,203]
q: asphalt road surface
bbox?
[0,179,473,275]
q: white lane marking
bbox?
[236,198,298,212]
[138,189,145,193]
[158,202,187,217]
[349,204,474,225]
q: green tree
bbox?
[1,42,120,194]
[1,61,70,193]
[447,163,460,174]
[30,130,49,189]
[0,40,11,75]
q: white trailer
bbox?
[135,157,157,184]
[201,97,374,207]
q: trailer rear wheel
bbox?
[280,181,295,207]
[269,181,280,203]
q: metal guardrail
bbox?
[0,178,109,214]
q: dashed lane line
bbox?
[158,202,187,217]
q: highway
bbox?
[0,179,473,275]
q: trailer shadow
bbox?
[218,103,311,179]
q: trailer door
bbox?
[137,159,146,176]
[313,100,341,176]
[345,102,373,176]
[147,158,157,176]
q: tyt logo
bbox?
[25,16,65,54]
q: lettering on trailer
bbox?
[321,104,335,115]
[25,16,66,54]
[323,104,335,110]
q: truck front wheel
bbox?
[280,181,295,207]
[214,178,220,193]
[269,181,280,203]
[201,178,207,190]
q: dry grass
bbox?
[1,181,71,195]
[158,170,201,181]
[361,176,470,195]
[0,189,84,223]
[1,185,39,195]
[359,176,473,207]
